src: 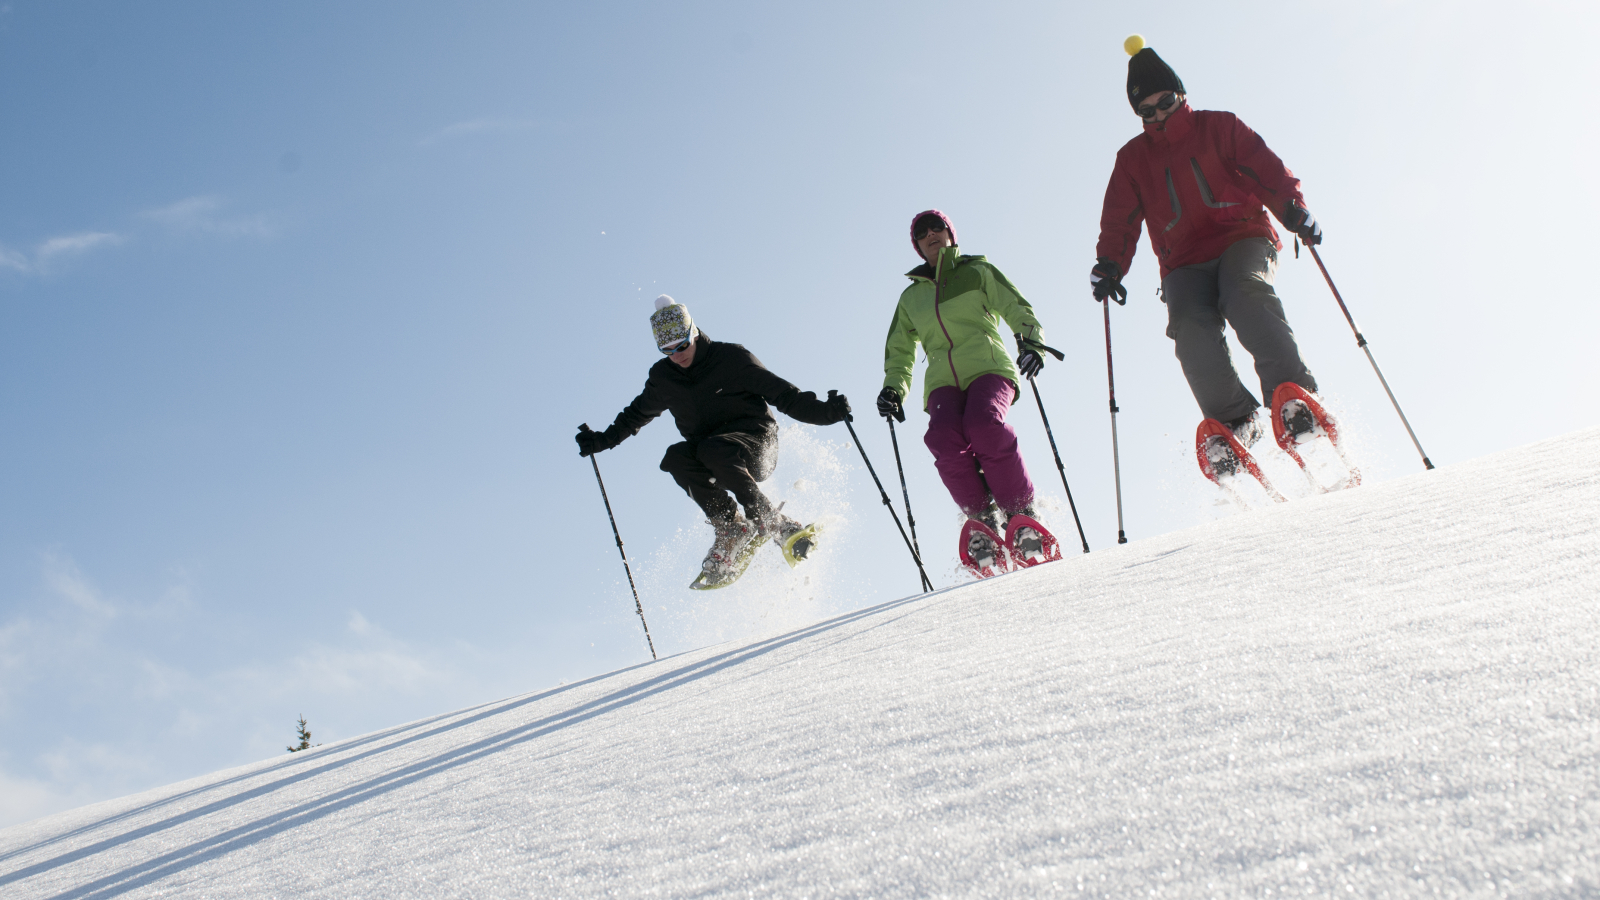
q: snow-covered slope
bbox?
[4,429,1598,898]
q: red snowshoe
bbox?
[1270,383,1360,491]
[1004,514,1062,568]
[958,518,1010,579]
[1196,418,1286,508]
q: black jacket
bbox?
[595,332,841,449]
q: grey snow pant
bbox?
[1162,237,1317,424]
[660,430,778,524]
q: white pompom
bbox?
[654,293,676,310]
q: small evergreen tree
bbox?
[287,715,314,753]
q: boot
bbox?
[753,504,804,544]
[703,514,754,574]
[972,500,1004,536]
[1223,410,1263,448]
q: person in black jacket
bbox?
[576,295,850,577]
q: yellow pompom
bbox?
[1124,34,1145,56]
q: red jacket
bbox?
[1095,102,1306,280]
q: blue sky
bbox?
[2,0,1597,826]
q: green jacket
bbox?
[882,245,1044,411]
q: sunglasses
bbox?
[912,218,949,241]
[1136,92,1180,120]
[660,337,692,355]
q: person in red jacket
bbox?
[1090,39,1325,449]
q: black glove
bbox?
[1284,202,1322,245]
[575,425,616,457]
[876,386,905,422]
[1015,334,1043,379]
[1091,257,1127,305]
[823,391,851,424]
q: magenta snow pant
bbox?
[924,373,1035,519]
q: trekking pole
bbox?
[1102,301,1129,544]
[1025,376,1091,554]
[1020,339,1090,553]
[885,417,926,569]
[578,424,656,660]
[835,393,933,593]
[1306,245,1433,470]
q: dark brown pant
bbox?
[660,430,778,522]
[1163,237,1317,423]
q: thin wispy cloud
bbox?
[35,231,123,263]
[0,195,274,276]
[43,552,119,618]
[0,552,472,828]
[0,231,126,273]
[0,243,28,271]
[222,609,444,699]
[419,117,558,146]
[141,195,273,237]
[0,768,82,830]
[0,618,34,711]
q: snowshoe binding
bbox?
[1224,411,1263,449]
[779,523,820,568]
[1004,513,1062,568]
[959,518,1010,579]
[1196,417,1286,508]
[758,506,822,570]
[1270,383,1360,492]
[690,515,768,590]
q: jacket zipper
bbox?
[930,252,961,387]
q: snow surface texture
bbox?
[3,428,1597,898]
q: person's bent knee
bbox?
[1166,316,1228,343]
[924,424,969,459]
[660,443,697,474]
[966,418,1018,450]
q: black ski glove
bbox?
[575,424,619,457]
[1091,258,1127,305]
[1015,334,1044,379]
[876,386,905,422]
[1284,202,1322,245]
[823,391,851,424]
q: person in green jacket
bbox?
[876,209,1056,571]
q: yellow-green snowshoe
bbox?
[689,533,769,590]
[779,523,821,568]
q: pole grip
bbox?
[828,389,854,423]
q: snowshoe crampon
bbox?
[689,533,769,590]
[1004,514,1061,568]
[1270,383,1361,492]
[959,519,1010,579]
[779,522,821,569]
[1196,418,1286,508]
